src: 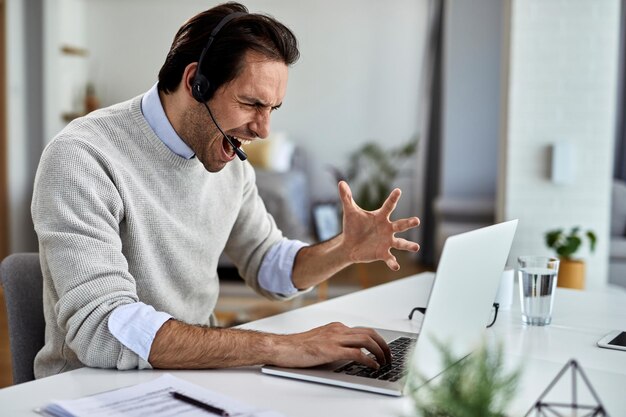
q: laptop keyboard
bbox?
[333,336,416,382]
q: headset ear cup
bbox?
[192,74,211,102]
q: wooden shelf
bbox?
[60,44,88,57]
[61,112,85,123]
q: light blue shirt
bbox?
[108,83,306,361]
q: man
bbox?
[31,2,420,378]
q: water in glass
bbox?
[519,267,557,326]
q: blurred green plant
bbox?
[545,227,597,260]
[331,136,418,211]
[406,340,520,417]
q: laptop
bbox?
[261,219,518,396]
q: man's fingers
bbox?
[325,326,390,366]
[364,328,392,364]
[384,251,400,271]
[345,334,386,366]
[393,237,420,252]
[338,181,355,210]
[380,188,401,217]
[392,217,420,233]
[348,349,380,369]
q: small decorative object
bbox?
[545,227,596,289]
[84,83,100,114]
[525,359,607,416]
[330,136,418,211]
[311,202,341,242]
[407,340,520,417]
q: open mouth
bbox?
[222,136,251,155]
[228,136,241,149]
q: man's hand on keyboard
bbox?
[268,322,391,369]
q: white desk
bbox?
[1,273,626,416]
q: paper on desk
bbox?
[37,373,286,417]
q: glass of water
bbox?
[517,256,560,326]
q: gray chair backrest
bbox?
[0,253,45,384]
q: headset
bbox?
[191,11,247,102]
[192,12,248,160]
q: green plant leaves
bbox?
[545,230,562,249]
[586,230,597,252]
[558,235,581,259]
[544,226,596,260]
[407,340,520,417]
[343,136,418,211]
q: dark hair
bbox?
[158,2,299,96]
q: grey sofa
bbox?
[255,161,313,242]
[219,146,338,268]
[609,179,626,289]
[254,145,340,243]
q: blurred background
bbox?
[0,0,624,287]
[0,0,625,385]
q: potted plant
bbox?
[545,226,597,289]
[407,340,520,417]
[329,136,418,211]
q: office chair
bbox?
[0,253,45,384]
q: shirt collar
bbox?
[141,83,195,159]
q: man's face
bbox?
[182,51,289,173]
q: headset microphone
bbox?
[202,102,248,161]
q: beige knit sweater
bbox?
[31,95,284,378]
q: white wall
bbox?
[440,0,503,199]
[83,0,427,207]
[43,0,88,143]
[499,0,620,289]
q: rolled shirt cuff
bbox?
[108,302,172,361]
[258,238,309,296]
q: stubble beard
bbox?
[180,104,225,173]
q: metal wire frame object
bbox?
[525,359,608,417]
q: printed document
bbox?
[37,373,286,417]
